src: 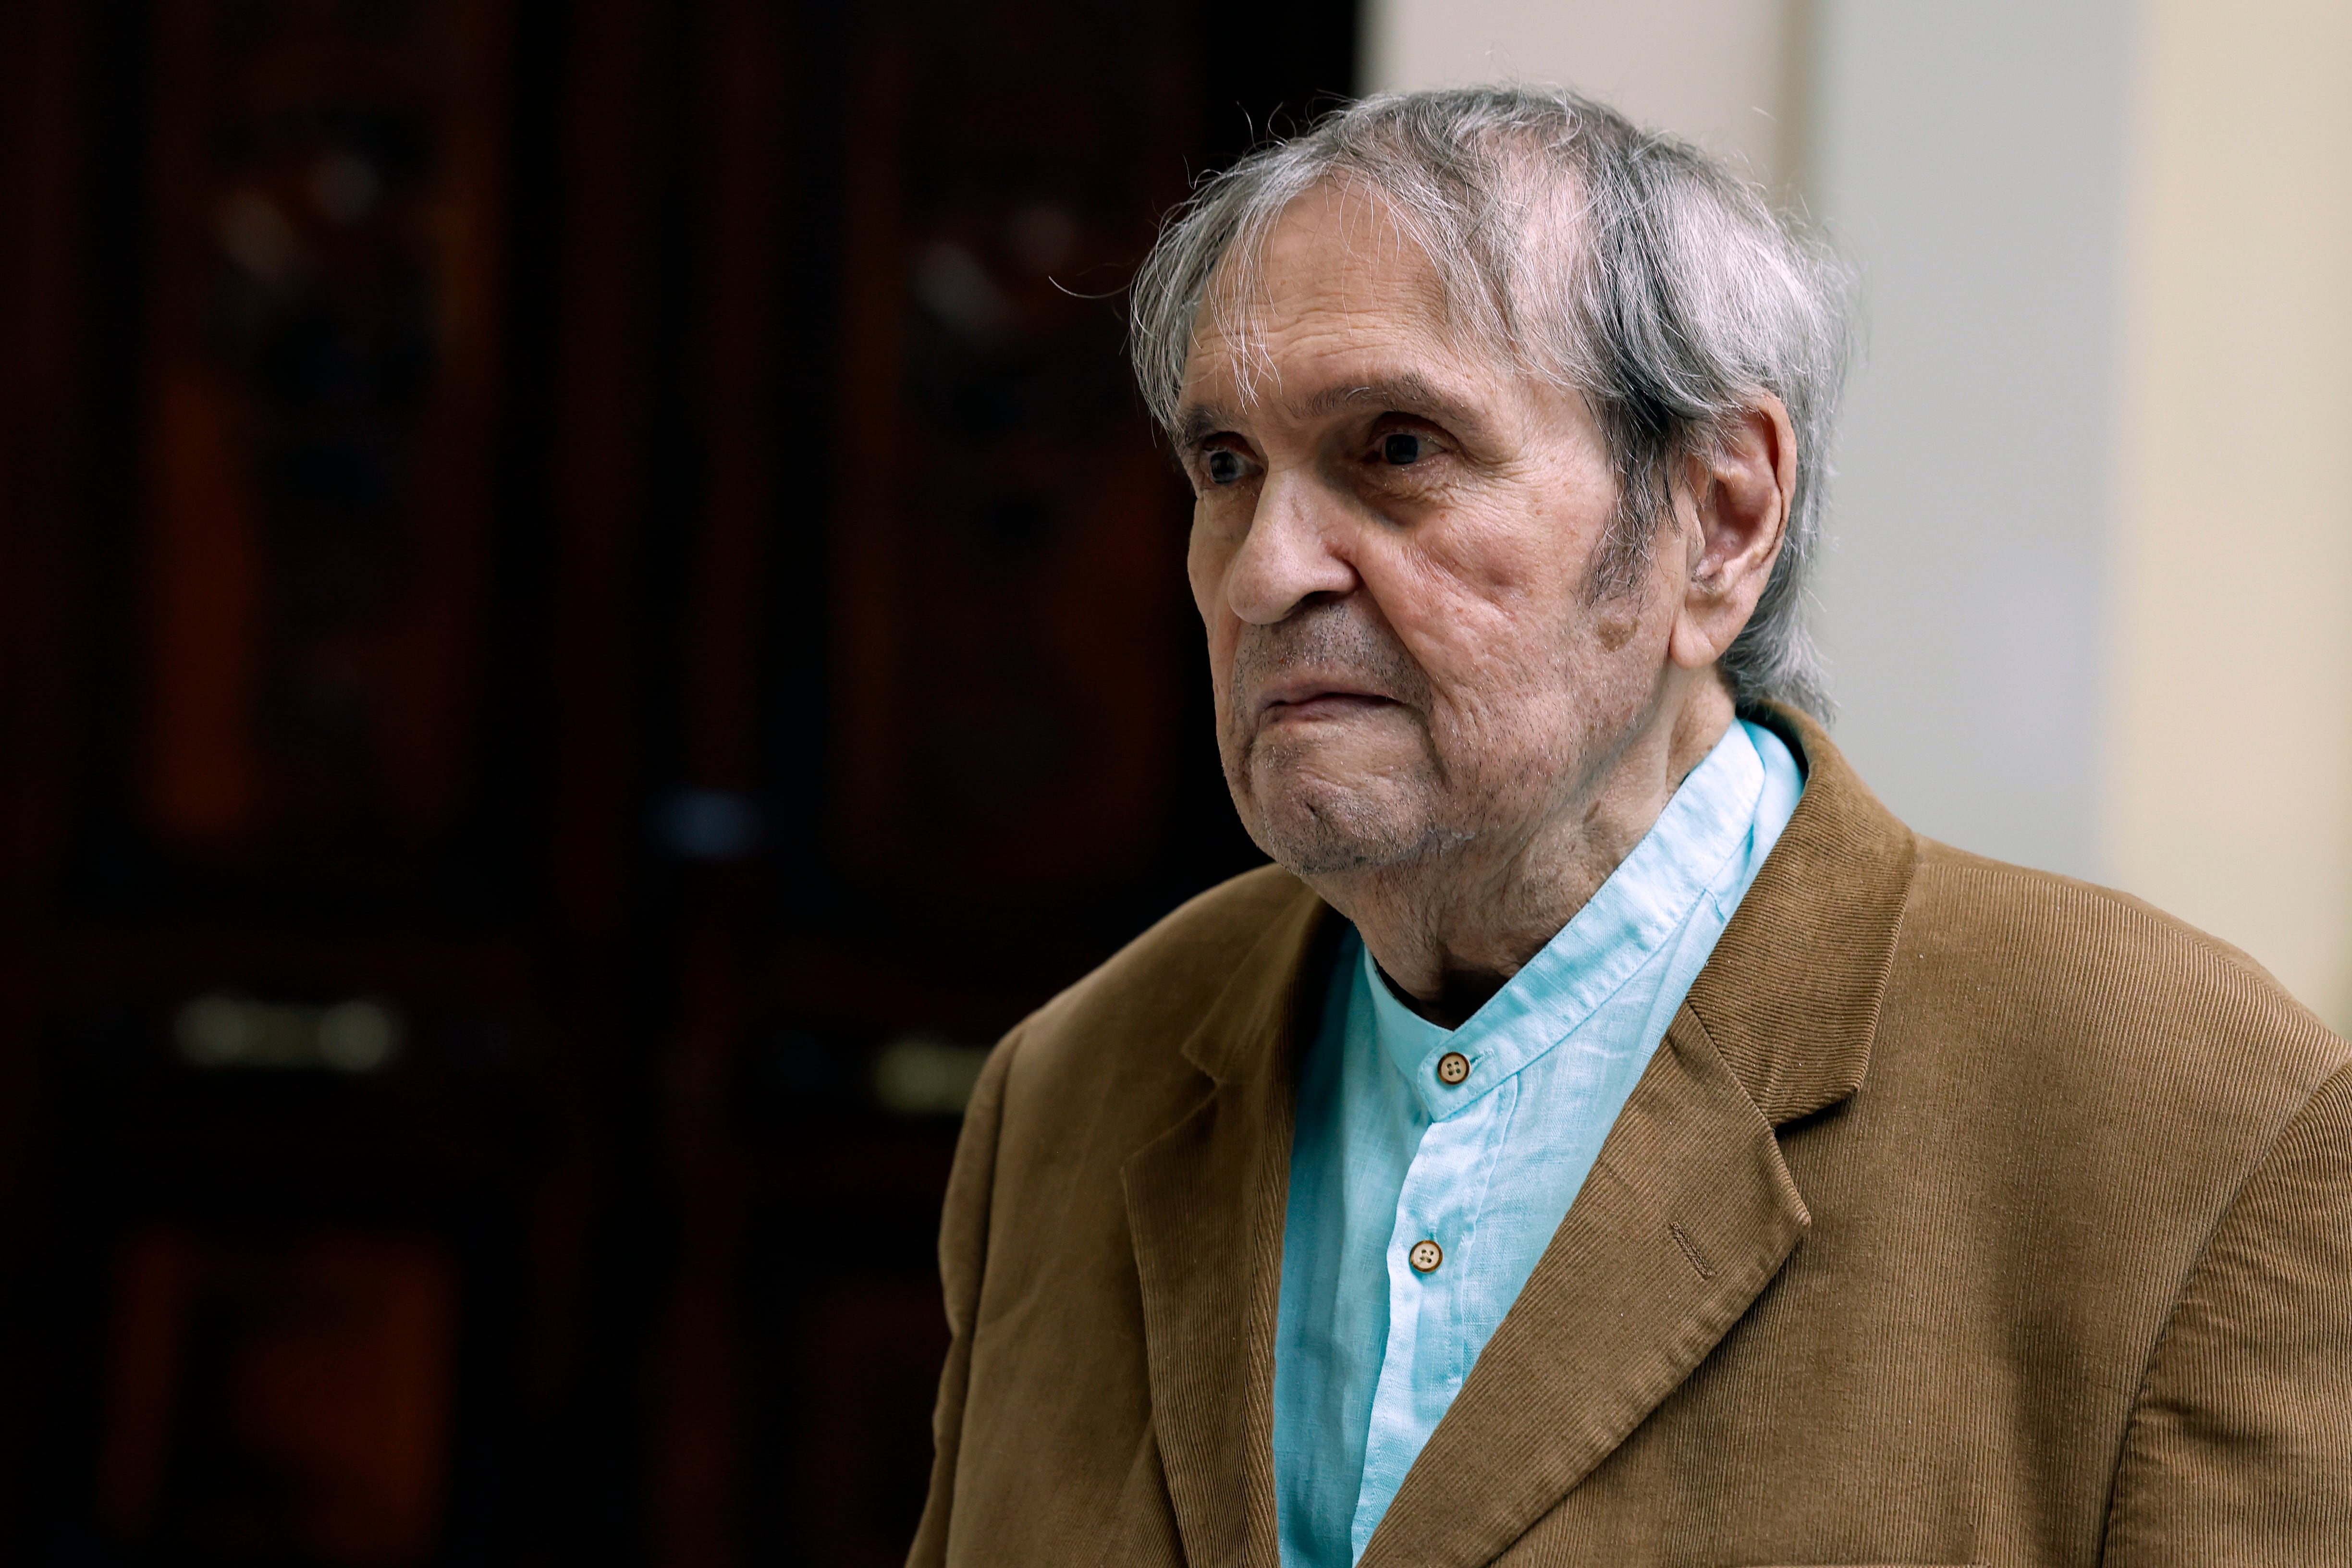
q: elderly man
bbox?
[908,88,2352,1568]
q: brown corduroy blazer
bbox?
[909,708,2352,1567]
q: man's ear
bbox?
[1668,396,1795,671]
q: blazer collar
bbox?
[1124,880,1337,1568]
[1360,707,1920,1566]
[1687,702,1920,1125]
[1175,876,1336,1085]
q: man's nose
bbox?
[1224,471,1359,625]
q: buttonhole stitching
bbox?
[1668,1223,1715,1280]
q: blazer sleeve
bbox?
[905,1026,1019,1568]
[2102,1061,2352,1565]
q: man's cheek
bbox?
[1392,592,1544,686]
[1206,637,1243,725]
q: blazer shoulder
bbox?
[1900,836,2350,1101]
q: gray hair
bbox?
[1128,86,1850,721]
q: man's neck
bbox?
[1313,679,1736,1029]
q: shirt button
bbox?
[1409,1238,1444,1273]
[1435,1051,1470,1086]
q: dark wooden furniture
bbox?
[0,0,1350,1562]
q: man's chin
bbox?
[1239,781,1438,881]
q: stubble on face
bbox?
[1220,577,1668,895]
[1221,599,1454,876]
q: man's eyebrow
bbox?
[1174,402,1234,451]
[1174,372,1490,451]
[1298,372,1483,429]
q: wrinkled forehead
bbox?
[1183,183,1479,393]
[1177,172,1555,418]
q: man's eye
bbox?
[1381,432,1424,466]
[1206,449,1245,485]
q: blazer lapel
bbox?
[1360,706,1919,1568]
[1123,880,1336,1568]
[1358,1004,1806,1567]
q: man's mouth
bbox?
[1254,680,1398,728]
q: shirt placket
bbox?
[1348,1079,1514,1557]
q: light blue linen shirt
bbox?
[1271,718,1804,1567]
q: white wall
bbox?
[1804,2,2136,882]
[1360,0,1800,186]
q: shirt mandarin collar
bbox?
[1362,721,1770,1119]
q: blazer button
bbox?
[1409,1238,1444,1273]
[1435,1051,1470,1085]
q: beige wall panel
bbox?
[2105,0,2352,1023]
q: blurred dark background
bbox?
[0,1,1351,1561]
